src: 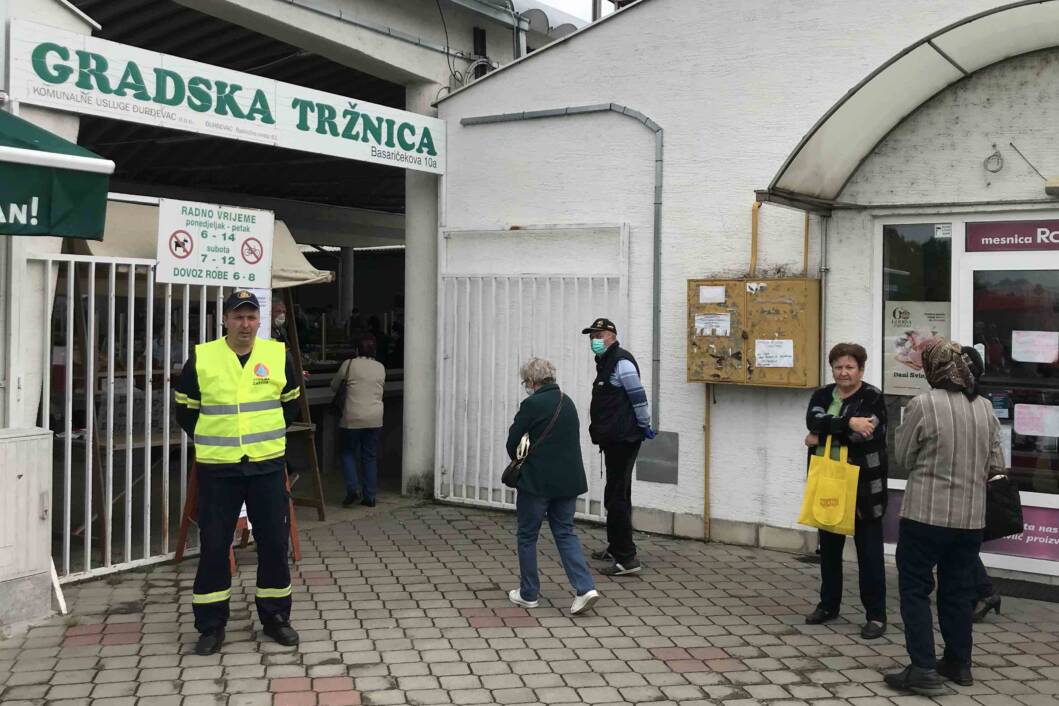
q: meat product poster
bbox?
[884,301,950,395]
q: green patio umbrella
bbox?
[0,109,114,240]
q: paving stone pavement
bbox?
[3,501,1059,706]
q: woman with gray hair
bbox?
[505,357,600,616]
[885,339,1004,696]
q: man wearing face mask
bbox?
[582,318,655,576]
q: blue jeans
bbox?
[339,427,381,500]
[516,492,595,601]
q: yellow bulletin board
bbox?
[687,278,820,389]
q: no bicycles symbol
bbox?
[241,237,263,265]
[169,230,193,259]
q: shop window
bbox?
[974,270,1059,495]
[881,223,951,479]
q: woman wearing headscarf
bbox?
[886,340,1004,696]
[960,346,1003,622]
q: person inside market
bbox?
[803,343,889,640]
[582,317,656,576]
[886,339,1004,695]
[271,297,289,344]
[174,290,303,656]
[331,333,386,508]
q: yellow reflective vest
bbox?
[191,338,291,464]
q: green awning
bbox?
[0,109,114,240]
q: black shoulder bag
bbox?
[983,474,1024,542]
[502,392,564,489]
[331,360,352,416]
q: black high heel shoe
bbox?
[972,594,1001,623]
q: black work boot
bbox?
[936,657,973,686]
[262,620,299,646]
[884,665,949,696]
[195,628,225,656]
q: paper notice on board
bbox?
[1012,330,1059,363]
[1014,404,1059,437]
[1000,425,1012,469]
[694,313,731,337]
[755,339,794,368]
[698,285,726,304]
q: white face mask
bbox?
[274,315,286,327]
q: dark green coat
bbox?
[505,383,588,499]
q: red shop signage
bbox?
[967,219,1059,252]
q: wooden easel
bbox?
[281,288,327,521]
[174,462,302,574]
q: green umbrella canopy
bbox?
[0,109,114,239]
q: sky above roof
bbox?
[537,0,614,21]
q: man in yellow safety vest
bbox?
[175,289,302,655]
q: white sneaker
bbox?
[571,589,600,616]
[508,589,539,608]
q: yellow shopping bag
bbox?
[797,435,859,536]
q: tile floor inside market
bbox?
[3,499,1059,706]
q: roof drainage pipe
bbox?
[461,104,664,429]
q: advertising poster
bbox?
[883,493,1059,563]
[883,301,950,395]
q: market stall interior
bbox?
[40,0,411,579]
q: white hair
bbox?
[519,357,557,387]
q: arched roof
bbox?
[763,0,1059,210]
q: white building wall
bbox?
[438,0,1014,537]
[841,49,1059,207]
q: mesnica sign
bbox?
[9,20,445,174]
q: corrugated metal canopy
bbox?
[765,0,1059,209]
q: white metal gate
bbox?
[435,226,629,520]
[32,253,233,582]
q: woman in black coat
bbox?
[803,343,889,639]
[505,357,600,616]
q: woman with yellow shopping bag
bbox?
[800,343,889,640]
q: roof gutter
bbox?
[462,103,665,429]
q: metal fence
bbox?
[33,253,231,582]
[435,274,627,521]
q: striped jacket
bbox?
[895,389,1004,530]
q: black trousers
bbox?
[193,468,292,634]
[896,518,982,669]
[601,441,641,564]
[973,555,995,600]
[818,516,886,622]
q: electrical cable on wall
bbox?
[435,0,463,86]
[1009,141,1046,181]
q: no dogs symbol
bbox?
[241,237,264,265]
[169,230,193,259]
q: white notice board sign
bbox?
[755,339,794,368]
[156,199,274,289]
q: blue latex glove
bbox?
[643,427,657,440]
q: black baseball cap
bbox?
[582,317,617,335]
[223,289,260,314]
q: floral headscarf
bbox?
[922,338,976,398]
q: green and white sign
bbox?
[9,20,445,174]
[155,198,274,288]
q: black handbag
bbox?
[983,474,1024,542]
[331,360,351,416]
[502,392,564,489]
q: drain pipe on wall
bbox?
[461,104,665,429]
[819,215,830,382]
